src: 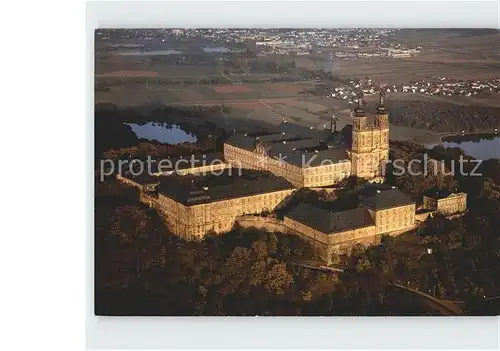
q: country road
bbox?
[289,259,466,316]
[391,283,464,316]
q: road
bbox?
[292,261,345,273]
[391,283,463,316]
[220,71,233,82]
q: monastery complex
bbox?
[116,92,468,264]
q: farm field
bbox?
[329,58,499,85]
[389,29,500,60]
[266,102,325,123]
[264,83,307,94]
[96,83,297,106]
[96,70,159,78]
[212,85,250,93]
[169,87,207,101]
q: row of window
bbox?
[303,164,350,174]
[438,205,466,214]
[379,221,413,233]
[305,172,348,183]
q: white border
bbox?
[88,0,500,28]
[86,1,500,349]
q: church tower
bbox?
[350,92,372,178]
[374,90,390,177]
[375,90,389,137]
[352,92,368,133]
[350,90,390,181]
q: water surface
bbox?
[428,134,500,160]
[125,122,197,144]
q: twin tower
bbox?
[349,91,390,181]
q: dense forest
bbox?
[95,139,500,316]
[386,100,500,133]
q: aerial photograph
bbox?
[94,28,500,316]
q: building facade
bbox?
[423,192,467,215]
[284,188,416,264]
[154,187,294,239]
[119,169,296,240]
[224,141,351,188]
[223,91,389,187]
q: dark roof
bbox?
[286,203,374,234]
[225,124,349,169]
[157,169,294,205]
[225,122,335,151]
[226,133,256,151]
[423,189,464,199]
[148,153,226,173]
[325,130,345,147]
[257,133,301,143]
[358,183,398,196]
[363,188,414,210]
[122,153,227,179]
[267,138,325,157]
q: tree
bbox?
[356,258,372,273]
[301,290,312,301]
[249,260,266,287]
[223,247,251,279]
[109,205,148,242]
[264,263,293,295]
[380,234,395,247]
[251,240,268,260]
[267,232,278,255]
